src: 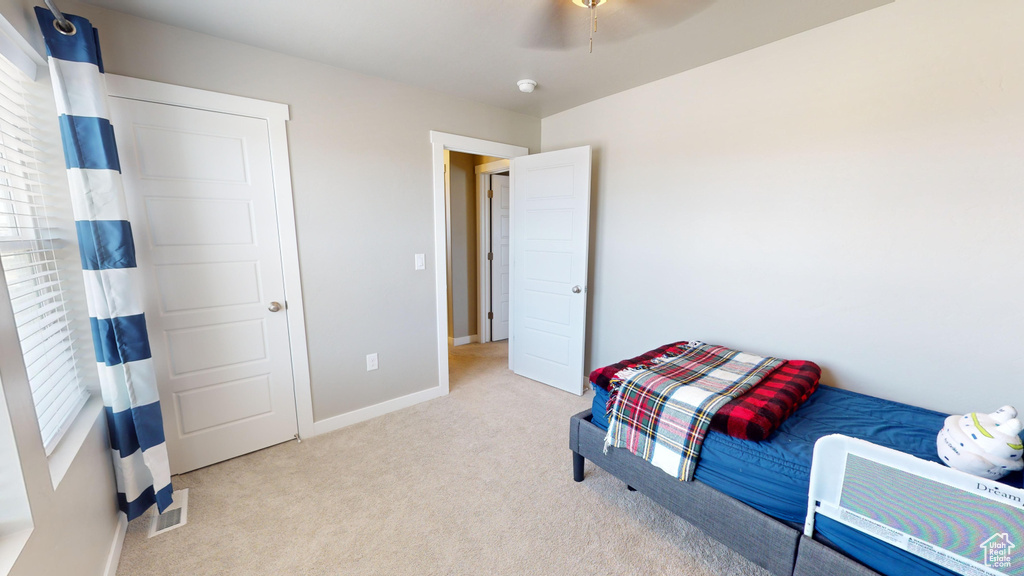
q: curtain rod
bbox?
[43,0,75,34]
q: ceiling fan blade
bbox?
[520,0,574,50]
[591,0,714,43]
[631,0,714,27]
[520,0,712,51]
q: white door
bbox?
[490,174,510,341]
[109,97,298,474]
[510,146,591,395]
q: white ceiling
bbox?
[80,0,891,118]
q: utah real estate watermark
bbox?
[981,533,1015,570]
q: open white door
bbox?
[510,146,591,395]
[490,174,510,341]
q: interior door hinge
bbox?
[487,252,493,261]
[487,189,493,199]
[488,312,493,320]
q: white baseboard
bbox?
[448,334,479,347]
[312,386,447,436]
[104,512,128,576]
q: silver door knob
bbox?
[268,301,283,312]
[571,286,582,294]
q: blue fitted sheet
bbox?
[591,383,949,521]
[588,383,1022,576]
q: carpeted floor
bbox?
[116,341,770,576]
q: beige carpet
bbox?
[117,342,770,576]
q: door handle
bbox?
[268,301,283,312]
[571,286,582,294]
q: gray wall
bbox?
[7,408,119,576]
[49,1,540,420]
[543,0,1024,414]
[446,151,479,340]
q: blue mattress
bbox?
[590,383,1023,576]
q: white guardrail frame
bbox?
[806,434,1024,576]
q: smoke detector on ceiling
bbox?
[518,79,537,93]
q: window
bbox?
[0,54,88,455]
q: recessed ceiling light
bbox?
[517,79,537,94]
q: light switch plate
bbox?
[366,353,378,371]
[414,254,425,270]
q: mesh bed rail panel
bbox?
[806,435,1023,576]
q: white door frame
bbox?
[474,159,510,344]
[105,75,315,440]
[430,132,527,394]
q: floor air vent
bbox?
[148,488,189,538]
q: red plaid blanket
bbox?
[591,344,820,442]
[605,343,785,481]
[589,341,690,392]
[710,360,820,441]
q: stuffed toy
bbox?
[936,406,1024,480]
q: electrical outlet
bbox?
[414,254,425,270]
[366,353,378,371]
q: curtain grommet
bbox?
[53,18,76,36]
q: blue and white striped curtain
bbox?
[35,8,172,520]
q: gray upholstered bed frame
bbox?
[569,409,881,576]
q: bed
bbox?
[571,353,1024,576]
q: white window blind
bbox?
[0,54,88,455]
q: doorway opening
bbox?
[432,132,593,397]
[444,151,511,347]
[430,132,527,395]
[444,152,511,387]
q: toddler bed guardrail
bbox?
[806,435,1024,576]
